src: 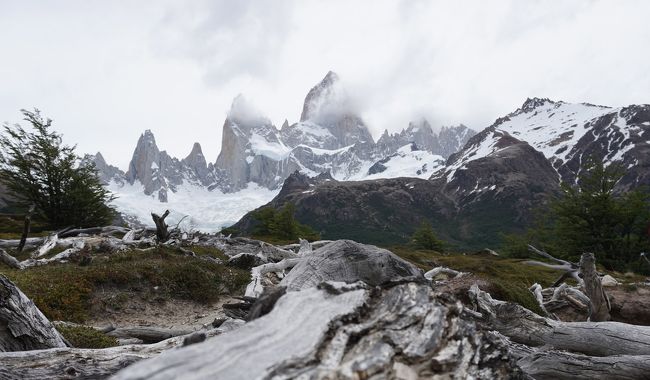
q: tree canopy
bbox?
[411,220,446,251]
[251,203,320,242]
[502,158,650,272]
[0,109,116,227]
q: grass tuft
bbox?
[56,325,119,348]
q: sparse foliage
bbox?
[503,158,650,271]
[410,220,445,251]
[0,109,116,227]
[251,203,320,241]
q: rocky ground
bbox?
[1,227,650,379]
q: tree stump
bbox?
[151,210,170,243]
[579,252,611,322]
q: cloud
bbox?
[0,0,648,168]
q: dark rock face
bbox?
[94,71,477,201]
[82,152,125,186]
[376,121,476,159]
[280,240,423,291]
[232,130,562,249]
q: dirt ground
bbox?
[87,289,236,330]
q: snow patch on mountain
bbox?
[355,144,445,181]
[495,100,614,164]
[108,181,279,232]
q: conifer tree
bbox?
[0,109,116,227]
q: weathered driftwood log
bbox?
[579,252,611,321]
[106,327,194,344]
[280,240,423,291]
[33,233,58,258]
[0,249,22,269]
[58,226,131,239]
[469,284,650,357]
[424,266,461,280]
[0,237,44,249]
[525,244,581,286]
[0,328,223,379]
[0,240,86,270]
[486,331,650,380]
[151,210,170,243]
[0,275,67,352]
[246,257,301,297]
[113,282,521,380]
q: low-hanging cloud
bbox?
[0,0,648,168]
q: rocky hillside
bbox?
[232,98,650,248]
[437,98,650,191]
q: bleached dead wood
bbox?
[245,257,302,297]
[297,238,312,255]
[0,241,86,270]
[113,282,520,380]
[121,229,136,243]
[0,249,22,269]
[580,252,611,321]
[0,237,44,249]
[106,327,194,344]
[0,275,67,352]
[485,331,650,380]
[424,266,461,280]
[525,244,582,286]
[469,284,650,356]
[33,233,58,258]
[57,226,131,239]
[0,328,223,380]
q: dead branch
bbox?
[151,210,170,243]
[16,204,36,253]
[0,275,67,351]
[469,284,650,357]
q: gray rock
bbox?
[280,240,423,291]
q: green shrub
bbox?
[410,221,446,252]
[251,203,320,242]
[57,325,118,348]
[0,246,250,323]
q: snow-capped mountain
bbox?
[436,98,650,191]
[231,97,649,248]
[90,71,474,229]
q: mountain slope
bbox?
[231,98,648,248]
[440,98,650,190]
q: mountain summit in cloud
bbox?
[88,71,476,227]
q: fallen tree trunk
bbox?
[0,275,67,352]
[0,328,222,379]
[469,284,650,357]
[58,226,131,239]
[112,282,521,380]
[0,237,44,249]
[0,249,22,269]
[106,327,194,344]
[0,241,86,270]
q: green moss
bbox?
[187,245,228,261]
[390,246,559,315]
[0,246,251,323]
[56,325,118,348]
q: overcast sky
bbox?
[1,0,649,168]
